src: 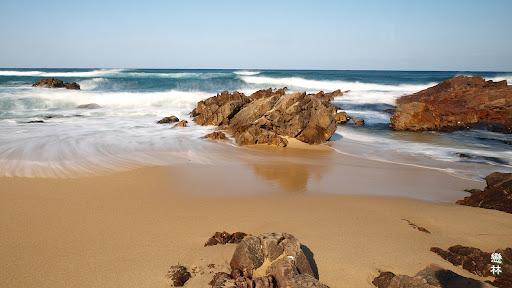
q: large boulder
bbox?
[166,265,191,287]
[390,76,512,133]
[192,91,250,126]
[157,115,179,124]
[230,233,316,280]
[456,172,512,214]
[32,78,81,90]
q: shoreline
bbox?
[1,165,511,288]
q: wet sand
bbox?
[1,150,512,288]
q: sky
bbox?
[0,0,511,71]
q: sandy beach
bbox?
[1,148,511,288]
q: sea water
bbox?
[0,69,510,177]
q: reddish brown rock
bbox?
[334,111,349,124]
[267,257,328,288]
[166,265,191,287]
[391,76,512,133]
[430,245,512,288]
[173,120,188,128]
[204,131,228,141]
[32,78,80,90]
[204,231,248,246]
[311,89,343,101]
[456,172,512,214]
[157,115,179,124]
[351,116,365,126]
[192,91,249,126]
[372,264,496,288]
[249,87,287,101]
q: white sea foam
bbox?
[0,69,125,78]
[234,70,260,76]
[240,75,434,105]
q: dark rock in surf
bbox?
[351,116,365,126]
[204,131,228,141]
[26,120,45,123]
[456,172,512,214]
[157,115,179,124]
[77,103,101,109]
[390,76,512,133]
[32,78,81,90]
[173,120,188,128]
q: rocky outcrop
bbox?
[310,89,343,102]
[157,115,179,124]
[191,91,250,126]
[391,76,512,133]
[76,103,101,109]
[372,264,496,288]
[191,88,339,146]
[456,172,512,214]
[32,78,81,90]
[204,231,248,246]
[430,245,512,288]
[166,265,191,287]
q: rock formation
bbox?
[456,172,512,214]
[157,115,179,124]
[372,264,496,288]
[204,231,248,246]
[204,131,228,141]
[76,103,101,109]
[334,111,349,124]
[430,245,511,288]
[228,232,328,287]
[166,265,192,287]
[391,76,512,133]
[192,88,340,146]
[173,120,188,128]
[32,78,81,90]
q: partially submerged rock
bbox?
[351,116,365,126]
[311,89,343,101]
[157,115,179,124]
[166,265,192,287]
[391,76,512,133]
[173,120,188,128]
[76,103,101,109]
[204,231,248,246]
[192,88,339,146]
[334,111,349,124]
[456,172,512,214]
[372,264,496,288]
[32,78,81,90]
[204,131,228,141]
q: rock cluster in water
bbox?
[32,78,81,90]
[191,88,344,147]
[391,76,512,133]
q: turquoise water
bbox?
[0,68,510,177]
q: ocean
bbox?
[0,68,511,178]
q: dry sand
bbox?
[1,150,512,288]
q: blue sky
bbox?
[1,0,511,70]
